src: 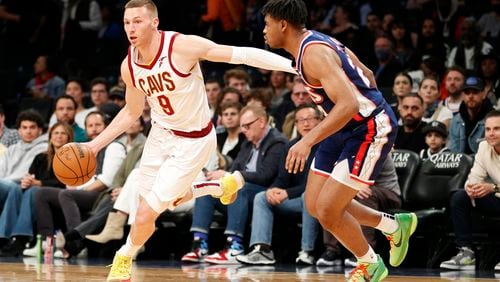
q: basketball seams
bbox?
[71,144,85,178]
[54,153,79,178]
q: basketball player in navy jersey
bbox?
[261,1,417,281]
[85,0,298,280]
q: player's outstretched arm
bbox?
[174,34,296,74]
[87,59,145,155]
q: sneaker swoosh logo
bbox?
[393,229,403,247]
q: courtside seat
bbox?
[405,152,473,267]
[391,150,421,204]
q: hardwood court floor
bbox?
[0,259,499,281]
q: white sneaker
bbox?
[23,242,47,257]
[495,261,500,271]
[344,257,357,268]
[204,248,243,265]
[76,248,87,259]
[295,250,315,265]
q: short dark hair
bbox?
[261,0,308,28]
[445,65,466,78]
[54,95,78,110]
[90,77,109,93]
[16,109,45,129]
[220,101,243,113]
[485,109,500,121]
[294,103,322,120]
[395,72,413,87]
[401,93,424,105]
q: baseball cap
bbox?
[461,76,484,92]
[99,102,121,125]
[422,121,448,138]
[109,87,125,100]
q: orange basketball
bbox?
[53,143,97,186]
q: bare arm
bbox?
[285,44,359,173]
[87,59,144,154]
[300,44,359,147]
[172,34,296,74]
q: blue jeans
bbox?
[451,190,500,247]
[0,179,38,238]
[191,182,265,238]
[250,192,319,252]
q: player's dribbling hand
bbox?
[285,140,311,174]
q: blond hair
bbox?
[125,0,158,17]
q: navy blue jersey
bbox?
[294,30,387,129]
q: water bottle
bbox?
[44,236,53,263]
[36,234,42,263]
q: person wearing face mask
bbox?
[373,35,404,98]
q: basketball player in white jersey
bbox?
[84,0,295,280]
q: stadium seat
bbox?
[405,152,473,267]
[391,149,421,204]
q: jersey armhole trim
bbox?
[134,31,165,70]
[127,47,136,88]
[168,33,191,78]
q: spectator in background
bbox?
[217,87,244,109]
[358,12,384,69]
[374,35,404,96]
[442,66,466,114]
[330,3,359,53]
[447,17,493,71]
[0,110,47,250]
[182,105,287,264]
[420,121,450,159]
[0,105,20,150]
[477,51,500,108]
[411,17,448,70]
[49,79,92,129]
[282,80,314,139]
[477,0,500,43]
[395,94,427,153]
[25,55,65,100]
[449,76,494,154]
[217,101,245,166]
[224,68,251,102]
[109,87,126,108]
[141,98,151,136]
[236,104,322,266]
[61,0,103,76]
[389,72,414,120]
[89,77,110,110]
[0,122,71,256]
[440,110,500,271]
[418,77,453,127]
[205,79,222,126]
[53,95,87,142]
[269,71,290,112]
[388,18,415,69]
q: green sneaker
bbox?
[383,213,418,267]
[347,254,388,282]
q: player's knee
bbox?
[316,203,342,227]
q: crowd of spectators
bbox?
[0,0,499,271]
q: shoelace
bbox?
[349,263,370,281]
[107,257,130,276]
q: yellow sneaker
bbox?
[219,171,245,205]
[107,252,132,281]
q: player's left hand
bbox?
[286,139,311,174]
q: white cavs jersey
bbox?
[127,31,211,133]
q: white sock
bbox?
[357,246,378,263]
[117,235,142,257]
[375,213,398,234]
[191,180,223,198]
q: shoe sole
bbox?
[440,264,476,270]
[236,258,275,265]
[391,213,418,267]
